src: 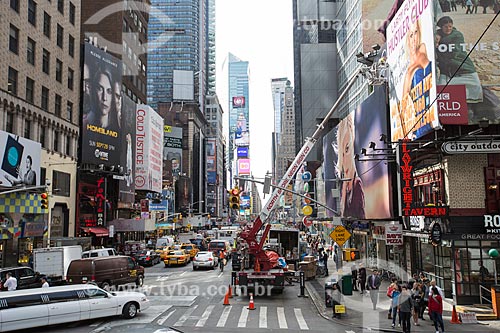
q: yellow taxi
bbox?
[164,250,190,267]
[158,246,173,261]
[180,243,199,259]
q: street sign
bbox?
[303,216,313,227]
[329,225,351,247]
[302,205,313,216]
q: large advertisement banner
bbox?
[206,139,216,185]
[323,86,392,219]
[81,43,123,166]
[238,159,251,175]
[118,96,136,204]
[434,5,500,124]
[0,131,41,187]
[163,126,183,177]
[135,105,163,193]
[387,1,440,142]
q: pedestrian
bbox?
[398,285,414,333]
[466,0,473,13]
[390,283,402,328]
[411,282,423,326]
[428,280,444,298]
[351,263,358,291]
[451,0,458,10]
[479,260,490,282]
[322,250,329,276]
[331,282,343,319]
[3,272,17,291]
[479,0,488,13]
[428,286,445,333]
[366,269,381,310]
[419,278,429,320]
[358,264,367,295]
[41,276,49,288]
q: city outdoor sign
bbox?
[441,140,500,154]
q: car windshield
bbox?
[184,245,193,250]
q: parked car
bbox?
[192,251,219,270]
[164,250,189,267]
[134,250,160,266]
[66,256,145,290]
[0,267,41,290]
[180,243,199,259]
[81,248,117,258]
[0,284,150,332]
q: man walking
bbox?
[367,269,381,309]
[3,272,17,291]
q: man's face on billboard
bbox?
[96,73,112,116]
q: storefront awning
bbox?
[81,227,109,237]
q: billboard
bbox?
[433,6,500,124]
[238,159,251,175]
[135,105,163,193]
[81,43,123,166]
[0,131,41,187]
[232,96,246,108]
[237,146,248,158]
[163,126,183,177]
[206,139,216,185]
[173,70,194,101]
[387,0,440,142]
[323,86,392,219]
[118,96,136,204]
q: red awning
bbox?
[81,227,109,237]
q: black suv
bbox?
[0,266,41,290]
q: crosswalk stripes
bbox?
[167,304,310,330]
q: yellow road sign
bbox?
[302,205,313,216]
[329,225,351,247]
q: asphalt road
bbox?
[28,260,363,333]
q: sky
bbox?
[215,0,294,197]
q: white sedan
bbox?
[0,284,150,332]
[192,251,219,270]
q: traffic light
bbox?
[229,188,240,210]
[40,192,49,210]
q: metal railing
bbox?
[479,284,492,305]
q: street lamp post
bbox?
[489,248,499,285]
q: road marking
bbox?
[294,308,309,330]
[156,276,170,282]
[89,321,103,327]
[218,272,223,278]
[237,307,249,328]
[174,304,198,326]
[216,305,232,327]
[180,271,187,277]
[277,307,288,329]
[259,306,267,328]
[195,304,214,327]
[157,309,176,325]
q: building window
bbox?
[27,38,36,65]
[53,132,59,152]
[24,119,31,139]
[28,0,37,26]
[26,77,35,103]
[69,2,75,25]
[56,24,63,48]
[41,86,49,111]
[8,67,18,96]
[67,68,74,90]
[40,126,46,148]
[52,170,70,197]
[66,101,73,121]
[56,59,62,82]
[10,0,19,12]
[9,25,19,54]
[57,0,63,14]
[42,49,50,74]
[55,94,62,116]
[68,35,74,57]
[6,113,14,133]
[65,136,71,155]
[43,12,51,37]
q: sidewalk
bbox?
[305,262,500,332]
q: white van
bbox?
[81,248,117,258]
[156,236,175,249]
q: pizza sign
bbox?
[385,224,403,245]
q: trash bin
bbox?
[325,281,334,307]
[341,274,353,296]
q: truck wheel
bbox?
[122,302,138,319]
[136,275,144,287]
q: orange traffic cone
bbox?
[223,288,230,306]
[254,258,261,272]
[450,305,461,324]
[248,293,256,310]
[228,284,233,298]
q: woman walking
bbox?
[428,287,445,333]
[398,285,414,333]
[411,282,423,326]
[390,284,402,328]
